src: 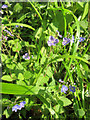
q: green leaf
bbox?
[14,3,22,13]
[12,42,22,52]
[54,104,64,114]
[4,23,35,31]
[59,96,72,106]
[35,27,43,39]
[3,109,12,118]
[0,83,40,95]
[77,109,85,118]
[18,73,24,80]
[2,75,13,82]
[36,74,49,86]
[41,56,46,65]
[82,3,88,20]
[24,71,32,79]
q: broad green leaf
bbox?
[3,109,12,118]
[24,71,32,79]
[18,73,24,80]
[54,104,64,113]
[2,75,13,82]
[0,83,40,95]
[14,3,22,13]
[59,96,72,106]
[77,109,85,118]
[36,74,49,86]
[6,63,15,70]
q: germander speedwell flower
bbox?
[47,36,59,46]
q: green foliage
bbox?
[1,1,89,119]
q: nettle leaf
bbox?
[2,75,13,82]
[18,73,24,80]
[59,96,72,106]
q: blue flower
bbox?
[61,85,68,93]
[62,37,71,46]
[20,101,26,108]
[56,30,62,38]
[21,26,23,28]
[47,36,59,46]
[23,53,30,60]
[12,104,21,112]
[69,86,75,93]
[79,37,85,42]
[15,25,19,28]
[4,30,14,36]
[2,5,8,8]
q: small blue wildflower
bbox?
[61,85,68,93]
[20,101,26,108]
[12,104,21,112]
[4,30,14,36]
[79,37,85,42]
[56,30,62,38]
[62,37,71,46]
[15,25,19,28]
[23,53,30,60]
[59,79,64,83]
[70,35,75,43]
[47,36,59,46]
[69,86,75,93]
[2,5,8,9]
[21,26,23,28]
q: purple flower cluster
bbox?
[61,85,76,93]
[61,85,68,93]
[62,37,71,46]
[79,37,85,42]
[69,86,75,93]
[4,29,14,36]
[12,101,26,112]
[23,53,30,60]
[62,36,85,46]
[47,36,59,46]
[2,35,8,40]
[2,5,8,9]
